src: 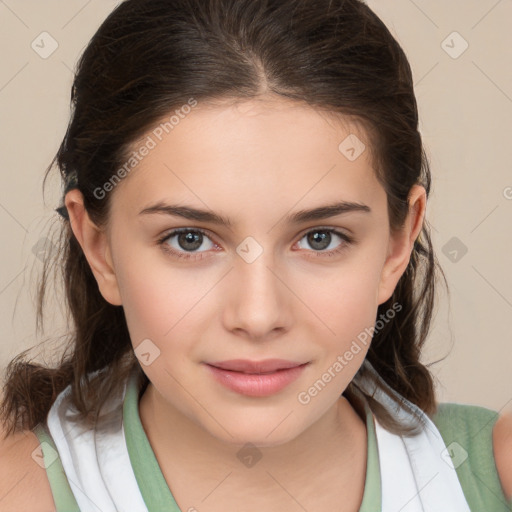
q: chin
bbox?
[206,418,305,449]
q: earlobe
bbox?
[377,185,426,305]
[64,189,123,306]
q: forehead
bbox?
[109,97,384,220]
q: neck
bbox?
[138,382,368,510]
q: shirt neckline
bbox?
[123,368,381,511]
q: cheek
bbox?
[299,246,387,381]
[307,253,385,331]
[112,245,210,345]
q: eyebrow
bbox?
[138,200,371,227]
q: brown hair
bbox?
[1,0,448,439]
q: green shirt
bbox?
[32,372,512,511]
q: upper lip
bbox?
[207,359,307,374]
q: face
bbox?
[68,96,423,447]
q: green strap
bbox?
[431,402,512,511]
[358,399,382,511]
[123,370,182,511]
[32,422,81,512]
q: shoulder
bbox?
[431,401,512,505]
[430,401,500,444]
[0,424,56,511]
[492,409,512,502]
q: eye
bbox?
[157,228,217,261]
[295,228,354,257]
[157,226,354,262]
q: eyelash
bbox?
[156,227,355,261]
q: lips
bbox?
[207,359,306,374]
[205,359,310,397]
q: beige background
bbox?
[0,1,510,413]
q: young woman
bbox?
[1,0,511,511]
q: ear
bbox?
[64,189,122,306]
[377,185,426,305]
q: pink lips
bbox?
[205,359,309,397]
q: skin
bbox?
[65,95,426,511]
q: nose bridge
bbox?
[224,237,290,336]
[235,237,281,305]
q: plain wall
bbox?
[0,0,511,413]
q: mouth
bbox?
[204,359,310,397]
[207,359,308,374]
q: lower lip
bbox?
[205,363,309,397]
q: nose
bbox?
[222,247,293,340]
